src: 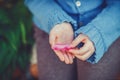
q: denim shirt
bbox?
[25,0,120,64]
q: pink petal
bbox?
[52,44,74,51]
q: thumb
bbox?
[69,34,86,48]
[49,32,56,47]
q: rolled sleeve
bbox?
[25,0,77,33]
[75,23,106,63]
[75,0,120,64]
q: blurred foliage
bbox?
[0,0,34,79]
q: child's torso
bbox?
[56,0,104,14]
[56,0,105,27]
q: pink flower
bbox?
[52,44,73,51]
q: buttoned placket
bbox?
[75,0,83,28]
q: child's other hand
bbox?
[69,34,95,61]
[49,22,74,64]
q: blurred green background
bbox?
[0,0,34,80]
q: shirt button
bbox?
[75,1,81,7]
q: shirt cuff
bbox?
[47,9,78,33]
[33,9,77,34]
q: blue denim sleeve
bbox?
[75,0,120,64]
[24,0,77,33]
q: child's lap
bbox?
[34,25,77,80]
[34,25,120,80]
[77,37,120,80]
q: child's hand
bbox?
[69,34,95,61]
[49,22,74,64]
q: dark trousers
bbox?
[34,26,120,80]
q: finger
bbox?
[78,41,90,55]
[69,48,89,56]
[63,53,70,64]
[75,50,94,61]
[70,34,88,48]
[69,48,80,55]
[69,37,94,55]
[49,32,56,46]
[67,53,73,64]
[66,51,75,59]
[69,40,90,55]
[54,50,64,62]
[71,54,75,59]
